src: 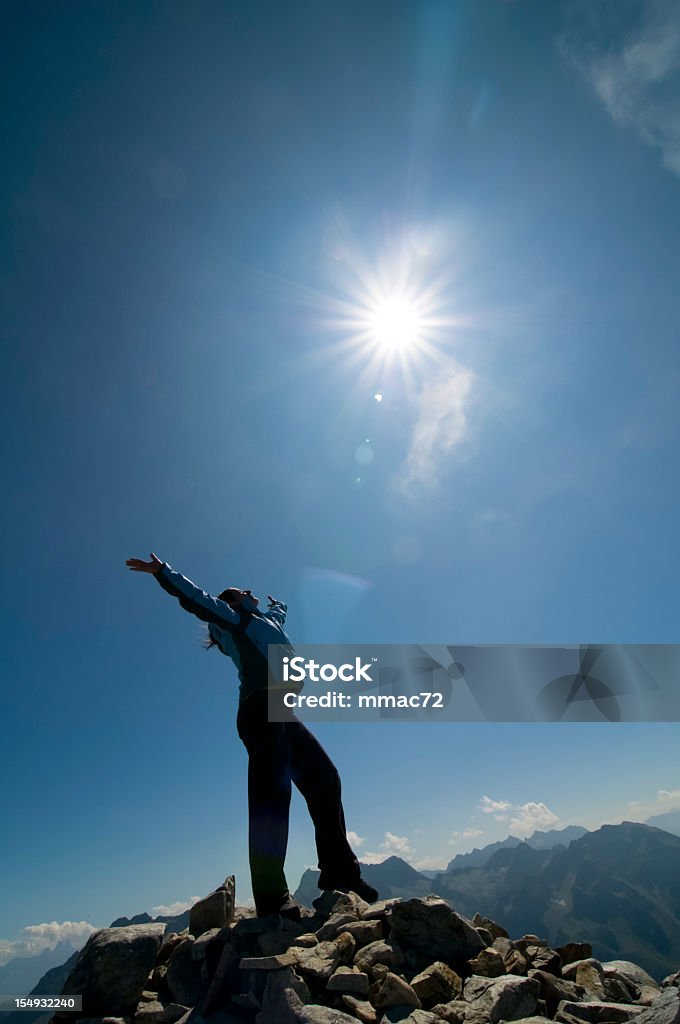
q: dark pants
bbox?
[236,690,360,916]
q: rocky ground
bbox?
[46,877,680,1024]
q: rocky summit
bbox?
[43,877,680,1024]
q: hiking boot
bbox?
[277,896,302,921]
[256,893,302,921]
[319,877,379,903]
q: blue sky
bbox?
[2,0,680,965]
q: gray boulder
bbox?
[188,877,235,938]
[374,972,422,1010]
[528,968,587,1016]
[463,974,541,1022]
[632,990,680,1024]
[389,897,485,968]
[60,923,166,1015]
[555,1001,645,1023]
[165,938,205,1007]
[410,961,462,1006]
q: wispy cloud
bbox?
[411,855,449,871]
[396,364,476,495]
[479,796,513,820]
[449,827,484,845]
[346,831,365,848]
[479,795,560,837]
[150,898,201,917]
[361,831,445,871]
[627,787,680,819]
[363,831,415,863]
[0,922,97,967]
[565,0,680,176]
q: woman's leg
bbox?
[236,694,293,915]
[287,718,360,886]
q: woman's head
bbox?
[218,587,259,610]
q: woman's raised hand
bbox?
[126,552,163,574]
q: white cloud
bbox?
[479,796,512,818]
[479,796,560,838]
[363,831,415,864]
[509,802,560,839]
[0,922,97,967]
[449,827,484,845]
[565,0,680,176]
[359,850,391,865]
[150,897,201,917]
[627,787,680,819]
[346,831,365,848]
[397,365,476,494]
[411,855,449,871]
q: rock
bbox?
[472,914,509,940]
[312,891,369,919]
[293,933,321,948]
[202,940,238,1016]
[554,1001,645,1023]
[505,1019,554,1024]
[558,944,594,967]
[353,939,404,974]
[389,898,485,969]
[463,974,541,1022]
[631,990,680,1024]
[662,972,680,990]
[240,951,301,970]
[374,972,422,1010]
[490,936,526,973]
[326,965,370,996]
[187,877,235,939]
[563,960,605,983]
[157,933,187,966]
[528,969,588,1016]
[133,1003,190,1024]
[602,963,661,1004]
[602,964,660,992]
[60,924,166,1015]
[259,928,317,957]
[149,963,169,993]
[165,937,205,1007]
[381,1010,442,1023]
[340,995,377,1022]
[525,946,562,976]
[575,962,607,1001]
[190,928,222,961]
[359,898,401,920]
[256,931,356,983]
[503,949,529,975]
[317,913,361,941]
[605,976,640,1003]
[255,965,312,1023]
[468,947,506,978]
[340,920,383,946]
[429,1002,469,1024]
[410,961,462,1006]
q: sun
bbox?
[369,295,424,353]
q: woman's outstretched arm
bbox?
[126,552,239,629]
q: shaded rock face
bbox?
[46,882,680,1024]
[59,924,166,1015]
